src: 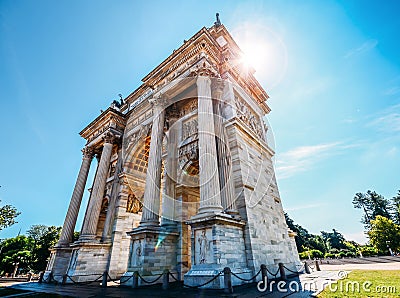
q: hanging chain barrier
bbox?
[64,273,104,285]
[44,261,318,289]
[230,268,261,282]
[137,272,163,284]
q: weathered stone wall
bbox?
[108,192,142,277]
[226,120,300,275]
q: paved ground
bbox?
[3,261,399,297]
[1,271,345,298]
[320,261,400,271]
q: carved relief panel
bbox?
[130,240,143,267]
[234,95,264,140]
[194,228,213,265]
[126,193,143,214]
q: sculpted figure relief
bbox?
[198,230,209,264]
[235,98,264,139]
[126,194,143,214]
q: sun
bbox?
[232,21,288,88]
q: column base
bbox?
[76,234,98,242]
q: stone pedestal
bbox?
[43,247,73,283]
[121,226,179,286]
[63,242,112,283]
[184,213,252,288]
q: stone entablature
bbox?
[80,108,126,148]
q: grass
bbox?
[318,270,400,298]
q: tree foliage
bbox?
[393,190,400,225]
[0,225,61,275]
[367,215,400,254]
[0,200,20,231]
[352,190,392,227]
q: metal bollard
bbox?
[315,260,321,271]
[260,264,267,282]
[27,272,32,282]
[223,267,233,294]
[304,261,311,274]
[102,271,108,288]
[278,263,286,281]
[132,271,139,289]
[162,269,169,290]
[62,274,67,285]
[38,272,44,283]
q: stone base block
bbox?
[65,241,111,283]
[43,246,73,283]
[122,225,179,285]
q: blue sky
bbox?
[0,1,399,244]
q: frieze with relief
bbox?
[235,96,264,140]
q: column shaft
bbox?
[101,149,123,241]
[140,102,165,226]
[197,76,223,214]
[213,82,238,214]
[80,135,114,240]
[58,147,93,246]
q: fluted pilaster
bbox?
[58,147,94,246]
[80,132,116,240]
[139,99,165,226]
[197,76,223,214]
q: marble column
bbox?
[101,148,123,242]
[57,147,94,246]
[197,76,223,214]
[139,99,165,227]
[212,80,238,214]
[80,132,116,240]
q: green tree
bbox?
[0,200,20,231]
[0,236,32,275]
[285,212,311,252]
[27,225,61,271]
[368,215,400,255]
[321,229,346,250]
[352,190,392,227]
[392,190,400,225]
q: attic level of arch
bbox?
[120,25,270,116]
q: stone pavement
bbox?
[319,261,400,271]
[5,271,345,298]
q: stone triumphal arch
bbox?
[45,18,300,288]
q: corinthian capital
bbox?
[149,93,168,110]
[212,79,225,98]
[82,146,94,159]
[103,131,117,144]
